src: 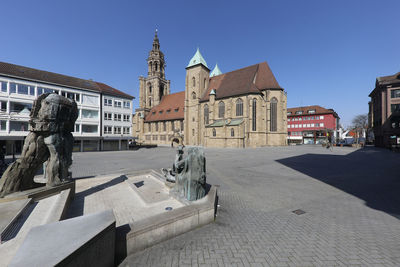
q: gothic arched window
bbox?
[236,98,243,116]
[148,83,152,93]
[192,77,196,87]
[155,62,158,71]
[231,128,235,137]
[270,97,278,132]
[212,128,216,137]
[204,104,209,125]
[204,78,206,89]
[149,97,152,107]
[252,98,257,131]
[192,91,196,100]
[218,101,225,118]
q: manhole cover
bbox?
[292,209,306,215]
[165,207,173,211]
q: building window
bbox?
[75,124,80,133]
[308,109,316,114]
[231,128,234,137]
[218,101,225,118]
[174,108,179,112]
[192,91,196,99]
[114,100,122,108]
[295,111,303,115]
[192,129,195,136]
[82,94,98,106]
[192,77,196,87]
[123,101,131,109]
[236,98,243,116]
[82,109,98,119]
[123,114,130,122]
[163,121,166,131]
[149,98,152,107]
[9,121,28,131]
[104,126,112,134]
[171,121,175,131]
[180,120,184,131]
[391,104,400,113]
[204,78,206,89]
[204,104,209,124]
[287,112,292,115]
[148,83,152,93]
[155,122,159,131]
[104,98,112,106]
[1,81,7,92]
[270,98,277,132]
[114,126,121,134]
[82,125,98,133]
[123,127,130,134]
[148,123,151,132]
[391,89,400,98]
[252,98,257,131]
[114,114,122,121]
[212,128,216,137]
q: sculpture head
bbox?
[29,93,78,133]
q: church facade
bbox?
[132,32,288,148]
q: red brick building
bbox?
[287,105,339,144]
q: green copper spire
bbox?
[210,63,222,77]
[187,48,208,68]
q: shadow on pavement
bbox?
[277,147,400,219]
[66,175,127,218]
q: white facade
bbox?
[101,95,132,150]
[0,74,133,154]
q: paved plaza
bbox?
[70,145,400,266]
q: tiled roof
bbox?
[144,91,185,122]
[0,61,134,99]
[287,105,339,118]
[95,82,134,99]
[200,62,281,102]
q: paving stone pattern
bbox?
[70,146,400,266]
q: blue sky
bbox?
[0,0,399,127]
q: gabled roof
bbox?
[287,105,339,118]
[200,62,281,102]
[95,82,134,100]
[0,61,134,99]
[187,48,209,69]
[210,63,222,77]
[144,91,185,122]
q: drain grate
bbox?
[292,209,306,215]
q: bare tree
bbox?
[352,114,368,144]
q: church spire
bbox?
[152,29,160,51]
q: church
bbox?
[132,32,288,148]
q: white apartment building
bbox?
[0,61,134,154]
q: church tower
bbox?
[139,30,170,110]
[184,48,210,145]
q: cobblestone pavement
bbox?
[70,146,400,266]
